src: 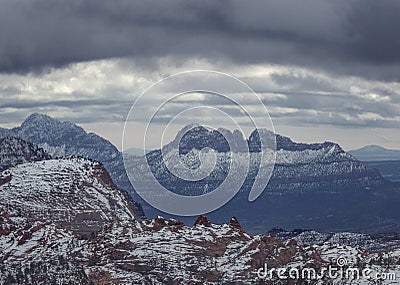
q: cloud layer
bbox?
[1,58,399,149]
[1,0,400,81]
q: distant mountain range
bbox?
[349,145,400,161]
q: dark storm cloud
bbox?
[1,0,400,80]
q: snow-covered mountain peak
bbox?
[21,113,81,132]
[19,113,84,139]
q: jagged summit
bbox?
[22,113,62,126]
[228,217,243,230]
[168,124,342,154]
[2,113,110,156]
[194,215,212,227]
[17,113,87,146]
[249,128,341,152]
[170,124,251,153]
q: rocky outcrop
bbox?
[194,215,212,227]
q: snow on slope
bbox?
[128,142,382,197]
[0,157,139,237]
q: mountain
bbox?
[349,145,400,161]
[0,157,140,237]
[127,125,400,233]
[0,136,51,172]
[136,126,385,198]
[0,113,145,219]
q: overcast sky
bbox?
[0,0,399,150]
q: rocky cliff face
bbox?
[144,126,384,196]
